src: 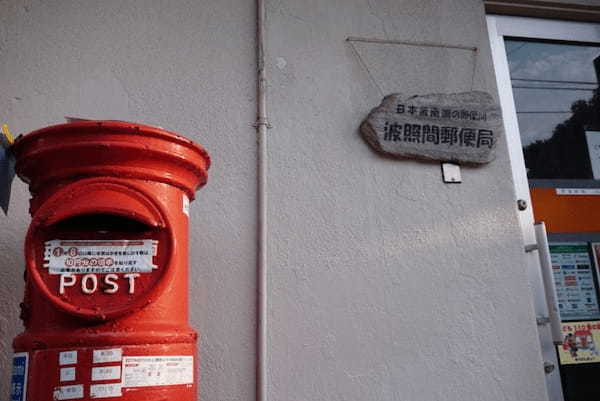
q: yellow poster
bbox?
[558,321,600,365]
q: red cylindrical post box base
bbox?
[25,343,196,401]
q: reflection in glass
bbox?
[506,39,600,179]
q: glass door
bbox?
[488,15,600,401]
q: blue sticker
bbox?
[10,353,28,401]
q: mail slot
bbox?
[9,121,210,401]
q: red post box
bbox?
[9,121,210,401]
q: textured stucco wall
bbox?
[0,1,551,401]
[0,1,256,400]
[266,0,548,400]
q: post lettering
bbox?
[59,274,77,295]
[103,274,119,294]
[81,274,98,294]
[124,273,140,294]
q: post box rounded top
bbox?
[12,120,210,198]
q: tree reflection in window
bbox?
[523,93,598,179]
[506,39,600,179]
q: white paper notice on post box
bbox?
[93,348,122,364]
[122,356,193,387]
[43,239,158,275]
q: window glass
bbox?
[506,39,600,179]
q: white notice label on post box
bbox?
[90,383,122,398]
[122,356,193,387]
[93,348,122,364]
[59,351,77,366]
[53,384,84,400]
[60,367,76,382]
[92,365,121,381]
[44,239,158,275]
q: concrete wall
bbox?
[0,1,550,401]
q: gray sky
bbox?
[506,39,600,146]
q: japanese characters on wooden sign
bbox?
[360,91,502,164]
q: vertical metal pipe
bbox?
[256,0,268,400]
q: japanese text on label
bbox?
[122,356,193,387]
[44,240,157,275]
